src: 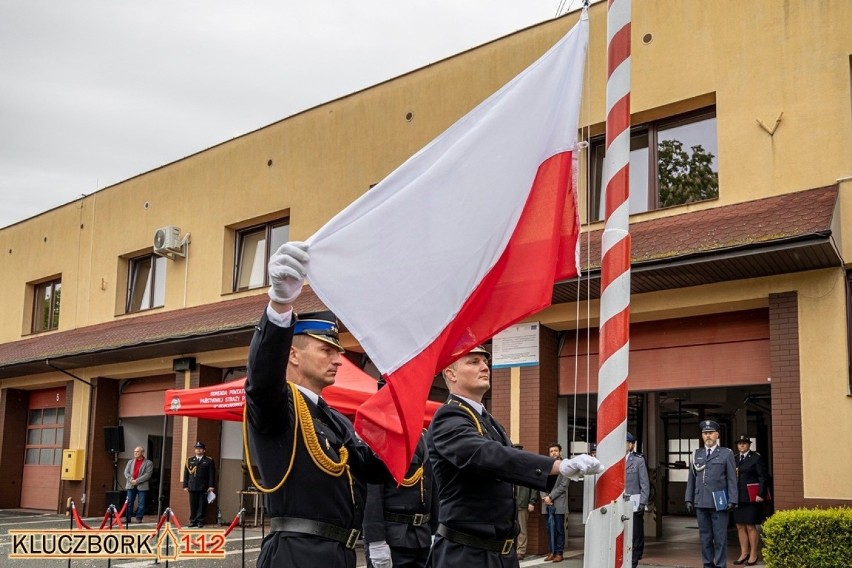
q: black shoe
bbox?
[745,557,760,566]
[196,523,204,528]
[734,556,748,565]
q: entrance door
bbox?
[20,387,66,510]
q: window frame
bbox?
[31,278,62,333]
[588,107,718,222]
[233,217,290,292]
[125,253,166,313]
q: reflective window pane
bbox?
[56,408,65,423]
[236,229,266,290]
[43,408,57,424]
[54,448,64,465]
[152,256,166,308]
[128,257,153,312]
[25,449,38,464]
[39,449,53,464]
[31,279,61,333]
[28,410,42,425]
[657,115,718,208]
[27,429,42,445]
[56,428,64,444]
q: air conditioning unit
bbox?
[153,225,183,257]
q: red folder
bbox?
[747,483,772,502]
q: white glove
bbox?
[560,454,603,480]
[368,541,393,568]
[267,241,309,304]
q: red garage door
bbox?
[20,387,66,510]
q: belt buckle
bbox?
[412,513,424,526]
[501,539,513,556]
[345,529,360,550]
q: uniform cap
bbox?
[626,432,636,443]
[700,420,720,432]
[294,311,344,352]
[467,345,490,359]
[194,441,206,449]
[735,435,752,445]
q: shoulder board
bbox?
[633,452,644,458]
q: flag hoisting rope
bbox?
[596,0,632,566]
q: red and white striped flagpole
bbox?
[596,0,632,565]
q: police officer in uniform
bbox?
[685,420,737,568]
[183,441,216,527]
[426,345,602,567]
[244,241,390,568]
[363,431,437,568]
[625,432,649,568]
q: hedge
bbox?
[762,507,852,567]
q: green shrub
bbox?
[762,507,852,567]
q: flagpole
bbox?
[595,0,632,566]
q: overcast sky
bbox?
[0,0,585,228]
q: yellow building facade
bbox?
[1,0,850,548]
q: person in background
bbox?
[123,446,153,525]
[685,420,737,568]
[731,435,769,566]
[363,430,437,568]
[625,432,650,568]
[183,440,216,528]
[513,444,538,561]
[541,442,569,563]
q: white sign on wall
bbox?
[492,322,540,369]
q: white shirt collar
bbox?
[454,394,484,415]
[295,384,320,405]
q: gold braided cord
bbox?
[241,384,299,494]
[447,400,484,436]
[186,458,197,477]
[401,465,423,486]
[401,465,425,502]
[241,382,353,501]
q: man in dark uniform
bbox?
[685,420,737,568]
[426,345,602,567]
[625,432,649,568]
[244,241,390,568]
[363,431,437,568]
[183,441,216,527]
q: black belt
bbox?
[270,517,361,550]
[384,511,431,526]
[437,524,514,556]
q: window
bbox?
[24,407,65,465]
[32,278,61,333]
[588,108,719,221]
[234,218,290,291]
[126,254,166,313]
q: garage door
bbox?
[20,387,66,510]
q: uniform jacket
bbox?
[426,394,557,567]
[183,455,215,492]
[362,434,438,550]
[625,452,650,507]
[685,446,738,509]
[540,474,569,515]
[734,451,769,505]
[245,311,391,568]
[124,458,154,491]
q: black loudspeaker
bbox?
[104,426,124,453]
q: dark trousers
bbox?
[545,506,565,554]
[367,545,430,568]
[125,488,146,523]
[695,507,728,568]
[188,490,208,526]
[631,511,644,567]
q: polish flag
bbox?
[307,15,588,481]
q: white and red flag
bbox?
[307,15,588,481]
